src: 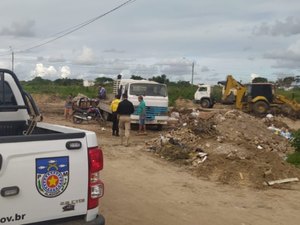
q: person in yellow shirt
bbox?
[110,94,121,136]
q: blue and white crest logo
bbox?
[36,157,69,198]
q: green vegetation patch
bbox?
[277,88,300,103]
[291,129,300,152]
[286,152,300,167]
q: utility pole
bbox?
[191,61,194,85]
[9,46,14,71]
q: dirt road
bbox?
[44,114,300,225]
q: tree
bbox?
[149,74,169,84]
[130,75,144,80]
[29,77,52,85]
[95,77,113,84]
[276,76,295,87]
[176,80,191,86]
[283,76,295,87]
[252,77,268,83]
[54,78,83,86]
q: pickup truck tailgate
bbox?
[0,132,90,224]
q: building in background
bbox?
[83,80,95,87]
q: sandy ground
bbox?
[43,112,300,225]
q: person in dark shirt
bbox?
[116,93,134,146]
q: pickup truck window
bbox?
[0,81,17,106]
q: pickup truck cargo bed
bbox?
[0,69,104,225]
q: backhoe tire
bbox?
[200,99,210,108]
[253,101,269,114]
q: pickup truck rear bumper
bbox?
[26,214,105,225]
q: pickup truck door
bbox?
[0,133,89,224]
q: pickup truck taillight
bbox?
[88,147,104,209]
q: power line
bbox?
[0,0,136,56]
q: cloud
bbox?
[87,58,194,80]
[250,73,259,81]
[253,16,300,36]
[0,61,10,69]
[201,66,210,72]
[89,59,130,77]
[30,64,71,79]
[261,38,300,69]
[131,64,159,76]
[0,20,36,37]
[37,56,44,61]
[263,40,300,69]
[103,48,125,54]
[73,46,97,65]
[31,63,57,79]
[60,66,71,78]
[155,58,192,76]
[48,55,66,63]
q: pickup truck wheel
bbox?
[200,99,210,108]
[253,101,269,114]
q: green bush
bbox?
[291,129,300,152]
[167,84,197,106]
[286,151,300,167]
[276,88,300,103]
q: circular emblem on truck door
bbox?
[36,157,69,198]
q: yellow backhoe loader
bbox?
[222,75,300,117]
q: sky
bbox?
[0,0,300,84]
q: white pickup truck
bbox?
[0,69,105,225]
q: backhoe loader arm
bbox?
[275,94,300,111]
[223,75,247,109]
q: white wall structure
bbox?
[83,80,95,87]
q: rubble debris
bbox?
[146,108,300,188]
[239,172,244,180]
[264,169,272,176]
[265,177,299,186]
[268,124,292,139]
[170,111,180,119]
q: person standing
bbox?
[110,94,121,136]
[137,95,147,134]
[98,86,106,99]
[116,93,134,146]
[64,95,73,120]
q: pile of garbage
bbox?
[146,108,300,188]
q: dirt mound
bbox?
[175,98,196,109]
[147,109,300,188]
[32,94,63,104]
[32,94,64,115]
